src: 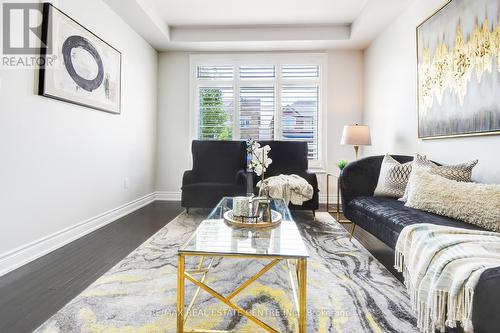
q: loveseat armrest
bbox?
[182,170,196,186]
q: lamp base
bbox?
[353,145,360,160]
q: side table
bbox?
[326,172,356,241]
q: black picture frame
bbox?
[38,3,122,114]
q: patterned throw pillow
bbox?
[400,154,436,201]
[430,160,478,182]
[374,155,413,198]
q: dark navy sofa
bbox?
[340,155,500,333]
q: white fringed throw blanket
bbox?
[257,174,313,205]
[395,224,500,333]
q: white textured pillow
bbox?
[400,154,436,201]
[405,170,500,232]
[400,156,478,202]
[374,155,412,198]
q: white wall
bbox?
[156,50,364,200]
[364,0,500,183]
[0,0,158,273]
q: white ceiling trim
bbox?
[104,0,414,51]
[170,25,351,43]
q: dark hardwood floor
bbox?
[0,201,400,333]
[0,201,183,333]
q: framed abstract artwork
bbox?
[39,3,121,114]
[417,0,500,139]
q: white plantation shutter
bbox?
[239,86,275,140]
[193,57,323,163]
[197,65,234,79]
[239,65,275,79]
[281,85,319,159]
[282,65,319,78]
[198,86,234,140]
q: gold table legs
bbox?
[177,254,307,333]
[177,254,185,333]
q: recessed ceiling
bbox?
[140,0,369,26]
[104,0,415,51]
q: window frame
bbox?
[189,53,328,171]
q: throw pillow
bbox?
[400,154,436,201]
[374,155,412,198]
[400,157,479,202]
[430,160,478,182]
[405,170,500,232]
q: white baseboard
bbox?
[0,193,156,277]
[155,191,181,201]
[155,191,338,205]
[0,190,339,277]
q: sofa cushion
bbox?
[181,182,243,208]
[191,140,247,183]
[257,140,309,176]
[347,196,481,248]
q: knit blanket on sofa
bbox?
[394,224,500,333]
[257,174,313,205]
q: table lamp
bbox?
[341,124,371,160]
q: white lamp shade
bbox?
[341,125,372,146]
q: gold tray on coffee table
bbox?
[223,209,282,228]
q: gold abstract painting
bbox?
[417,0,500,138]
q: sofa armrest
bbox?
[182,170,196,186]
[472,266,500,332]
[340,156,384,214]
[301,171,319,192]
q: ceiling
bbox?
[142,0,369,26]
[104,0,414,51]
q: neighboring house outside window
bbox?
[190,54,327,170]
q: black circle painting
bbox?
[62,35,104,92]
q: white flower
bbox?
[247,140,272,177]
[251,141,261,151]
[253,163,264,176]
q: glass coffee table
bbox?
[177,197,309,333]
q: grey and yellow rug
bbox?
[36,211,418,333]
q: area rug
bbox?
[35,211,418,333]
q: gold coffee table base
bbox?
[177,253,307,333]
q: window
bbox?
[239,86,275,140]
[191,54,326,168]
[281,85,319,159]
[198,86,233,140]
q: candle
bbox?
[233,196,250,217]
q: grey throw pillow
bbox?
[374,155,412,198]
[430,160,478,182]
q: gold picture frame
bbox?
[416,0,500,139]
